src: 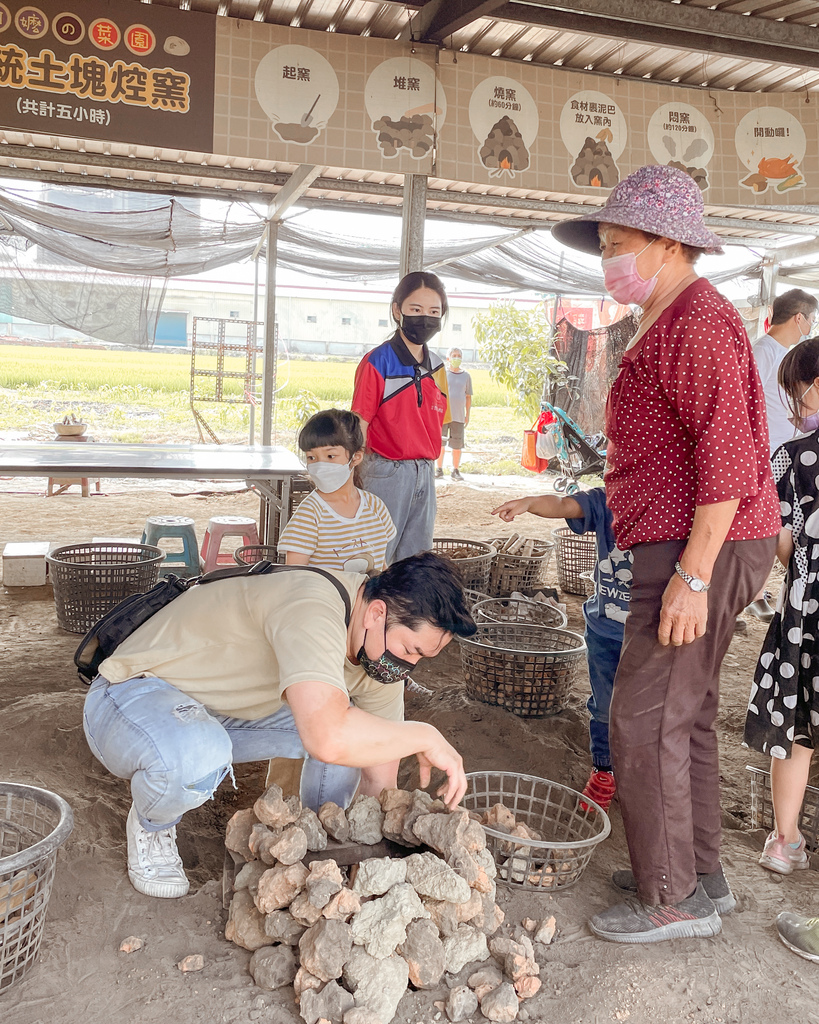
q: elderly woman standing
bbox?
[553,165,780,943]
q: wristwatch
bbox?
[674,561,711,592]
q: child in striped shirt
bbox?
[278,409,396,574]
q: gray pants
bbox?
[360,454,436,563]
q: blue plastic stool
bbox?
[141,515,200,578]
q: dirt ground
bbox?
[1,475,817,1023]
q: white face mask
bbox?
[306,458,353,493]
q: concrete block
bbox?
[3,542,51,586]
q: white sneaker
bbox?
[126,804,190,898]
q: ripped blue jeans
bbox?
[83,675,360,832]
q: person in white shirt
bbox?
[748,288,818,621]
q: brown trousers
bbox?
[610,536,776,906]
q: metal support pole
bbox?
[249,253,259,445]
[261,221,278,447]
[400,173,428,278]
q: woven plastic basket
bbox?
[747,764,819,853]
[234,544,283,566]
[552,527,597,595]
[46,542,164,634]
[579,569,596,598]
[458,621,587,717]
[473,596,567,629]
[0,784,74,993]
[485,536,555,598]
[463,771,610,891]
[433,538,496,592]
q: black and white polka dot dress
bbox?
[744,433,819,759]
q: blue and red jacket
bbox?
[352,334,450,460]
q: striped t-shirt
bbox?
[277,488,396,574]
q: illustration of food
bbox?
[479,116,530,177]
[741,154,803,193]
[163,36,189,56]
[373,113,435,158]
[570,132,619,188]
[735,108,807,196]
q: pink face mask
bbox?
[788,382,819,432]
[601,240,664,306]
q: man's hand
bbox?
[416,732,467,809]
[491,497,531,522]
[658,573,708,646]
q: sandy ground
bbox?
[1,475,817,1023]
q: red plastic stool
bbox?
[200,516,261,572]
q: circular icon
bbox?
[647,103,714,192]
[0,4,12,34]
[560,91,627,190]
[124,24,155,57]
[52,12,84,45]
[89,17,120,50]
[468,76,538,178]
[364,58,446,160]
[255,45,340,146]
[15,6,48,38]
[164,35,190,57]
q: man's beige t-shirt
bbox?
[98,570,404,723]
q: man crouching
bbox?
[82,552,475,898]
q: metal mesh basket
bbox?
[485,537,555,598]
[234,544,283,566]
[1,784,74,993]
[46,543,164,634]
[747,764,819,853]
[433,538,496,592]
[458,622,587,718]
[463,588,491,611]
[552,527,597,595]
[463,771,610,891]
[473,596,567,629]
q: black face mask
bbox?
[401,314,441,347]
[357,623,416,686]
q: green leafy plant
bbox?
[472,301,569,423]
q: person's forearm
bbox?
[324,705,442,769]
[679,499,740,581]
[525,494,584,519]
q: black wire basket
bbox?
[433,538,496,593]
[234,544,283,565]
[458,621,586,718]
[552,527,597,595]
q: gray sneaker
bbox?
[611,864,736,915]
[590,882,721,943]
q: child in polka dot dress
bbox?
[744,337,819,876]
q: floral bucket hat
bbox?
[551,164,724,256]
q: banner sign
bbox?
[1,3,819,208]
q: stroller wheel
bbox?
[566,482,580,495]
[554,476,567,493]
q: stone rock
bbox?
[467,965,503,1001]
[404,852,471,905]
[234,860,267,895]
[472,848,497,894]
[225,890,271,951]
[343,946,409,1024]
[514,976,541,1000]
[352,856,407,897]
[446,985,478,1022]
[299,918,353,982]
[521,918,537,932]
[294,966,324,1002]
[483,803,516,830]
[424,899,459,938]
[249,823,282,864]
[118,936,143,953]
[398,918,445,989]
[504,951,539,983]
[255,784,299,829]
[343,1008,384,1024]
[454,888,483,923]
[323,888,361,922]
[287,795,303,815]
[269,825,308,865]
[488,937,525,967]
[264,909,307,945]
[290,891,325,927]
[379,788,413,844]
[306,859,344,908]
[470,894,504,936]
[350,882,429,959]
[347,796,384,845]
[480,982,519,1023]
[298,807,329,852]
[300,980,355,1024]
[318,802,350,842]
[249,945,298,990]
[177,954,204,972]
[255,862,309,914]
[412,812,486,887]
[401,790,447,846]
[442,923,490,975]
[533,916,556,945]
[225,808,259,861]
[516,933,535,960]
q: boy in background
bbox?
[436,348,472,482]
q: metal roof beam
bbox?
[402,0,507,42]
[497,0,819,69]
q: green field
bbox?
[0,344,530,472]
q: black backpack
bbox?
[74,561,352,684]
